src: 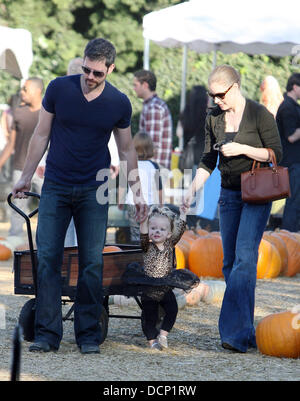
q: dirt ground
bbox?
[0,222,299,382]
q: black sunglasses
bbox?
[208,83,234,100]
[82,65,106,78]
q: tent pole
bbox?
[212,45,217,69]
[208,45,218,107]
[180,44,188,113]
[143,38,150,70]
[178,44,188,151]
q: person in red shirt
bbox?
[133,70,173,170]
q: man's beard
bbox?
[85,78,102,90]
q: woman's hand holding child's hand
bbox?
[135,203,148,223]
[179,204,188,221]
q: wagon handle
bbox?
[7,192,40,219]
[7,192,40,296]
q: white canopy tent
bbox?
[0,26,33,80]
[143,0,300,111]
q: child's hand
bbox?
[183,189,194,210]
[139,215,149,234]
[135,203,148,223]
[179,204,188,221]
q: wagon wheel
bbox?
[99,307,109,345]
[18,298,36,342]
[18,298,109,344]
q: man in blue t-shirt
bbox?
[12,38,147,354]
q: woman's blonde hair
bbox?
[148,205,176,231]
[260,75,283,117]
[133,131,154,160]
[208,64,241,88]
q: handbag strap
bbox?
[251,148,277,173]
[266,148,277,166]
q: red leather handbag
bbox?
[241,148,290,204]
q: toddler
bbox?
[139,205,188,350]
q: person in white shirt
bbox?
[125,132,162,243]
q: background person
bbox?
[276,73,300,232]
[183,65,282,353]
[178,85,208,171]
[260,75,283,118]
[177,85,209,228]
[133,69,173,171]
[0,78,44,239]
[124,131,163,243]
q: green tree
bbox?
[0,0,298,143]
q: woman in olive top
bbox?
[183,65,282,353]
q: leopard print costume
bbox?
[140,218,186,300]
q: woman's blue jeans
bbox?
[218,187,271,352]
[34,179,108,349]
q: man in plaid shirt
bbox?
[133,70,173,169]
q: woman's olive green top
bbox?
[198,99,282,190]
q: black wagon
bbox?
[7,192,145,344]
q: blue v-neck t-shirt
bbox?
[42,74,132,186]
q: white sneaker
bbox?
[158,334,168,349]
[150,340,162,351]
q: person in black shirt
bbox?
[12,38,147,355]
[276,73,300,232]
[179,85,208,168]
[183,65,282,354]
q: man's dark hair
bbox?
[134,70,157,91]
[286,73,300,92]
[84,38,116,67]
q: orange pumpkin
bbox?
[182,230,198,241]
[188,235,224,278]
[175,238,191,269]
[263,232,288,275]
[183,229,198,236]
[276,231,300,276]
[196,228,210,236]
[209,231,221,237]
[291,232,300,245]
[103,245,122,253]
[256,310,300,358]
[0,244,12,261]
[289,232,300,274]
[257,239,281,279]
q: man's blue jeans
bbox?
[34,179,108,349]
[282,163,300,232]
[218,188,271,352]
